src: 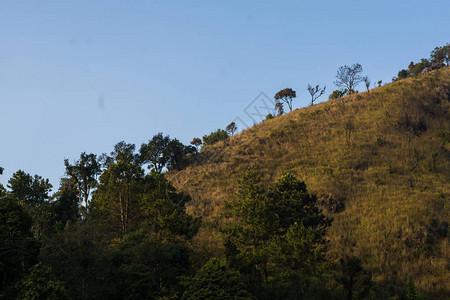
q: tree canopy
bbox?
[274,88,296,112]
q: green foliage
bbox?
[140,171,201,240]
[430,43,450,66]
[140,133,196,172]
[7,170,54,241]
[226,121,238,137]
[117,230,192,299]
[275,102,284,115]
[93,142,144,237]
[274,88,296,112]
[8,170,52,207]
[265,113,273,121]
[202,129,229,146]
[64,152,101,216]
[0,197,39,298]
[181,258,254,300]
[224,171,332,298]
[328,89,348,100]
[191,137,202,151]
[16,263,67,300]
[408,59,431,77]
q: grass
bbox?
[169,67,450,297]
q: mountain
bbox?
[169,67,450,296]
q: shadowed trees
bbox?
[140,133,196,173]
[223,171,332,299]
[64,153,101,217]
[307,84,326,106]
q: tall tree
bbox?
[334,63,364,95]
[307,84,326,106]
[93,142,143,238]
[0,196,39,298]
[274,88,296,112]
[64,152,101,216]
[224,171,332,298]
[226,122,237,137]
[7,170,53,240]
[140,133,195,172]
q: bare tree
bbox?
[274,88,296,112]
[334,63,364,95]
[307,84,326,106]
[363,76,371,93]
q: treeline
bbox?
[0,150,425,299]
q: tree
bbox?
[0,196,39,298]
[139,133,171,173]
[7,170,53,240]
[226,122,237,137]
[181,259,254,300]
[64,153,101,217]
[328,89,348,100]
[16,263,67,300]
[224,171,332,298]
[307,84,326,106]
[140,171,201,241]
[93,142,143,238]
[117,230,194,299]
[202,129,229,146]
[408,59,431,76]
[190,137,202,151]
[8,170,52,208]
[363,76,371,93]
[275,102,284,116]
[334,63,364,95]
[140,133,195,172]
[430,43,450,66]
[274,88,296,112]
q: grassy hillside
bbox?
[169,67,450,296]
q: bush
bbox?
[329,89,348,100]
[202,129,229,146]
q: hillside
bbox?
[169,67,450,296]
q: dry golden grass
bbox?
[169,67,450,296]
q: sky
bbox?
[0,0,449,190]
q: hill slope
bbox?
[170,67,450,295]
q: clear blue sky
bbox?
[1,0,449,189]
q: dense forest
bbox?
[1,44,449,299]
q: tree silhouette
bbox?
[363,76,371,93]
[274,88,296,112]
[226,122,237,137]
[334,63,364,95]
[307,84,326,106]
